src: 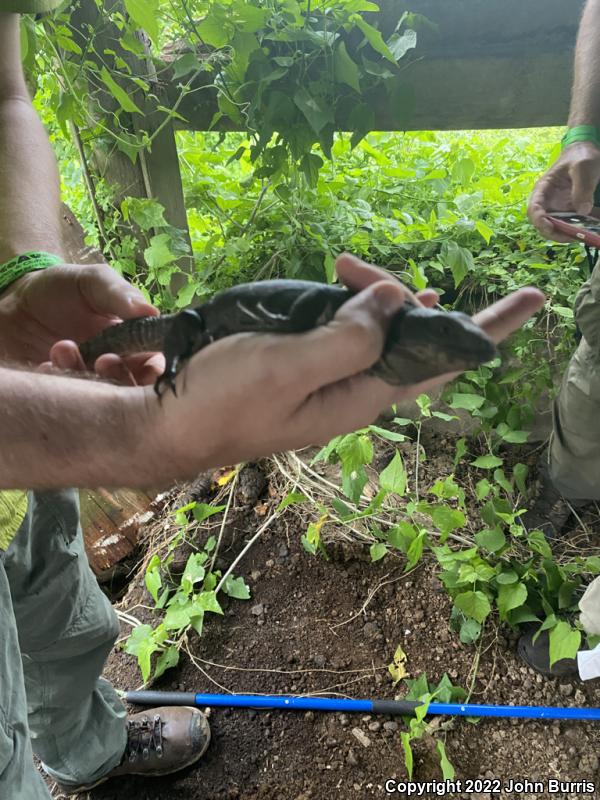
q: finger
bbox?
[93,354,138,386]
[335,253,424,306]
[50,340,87,371]
[528,186,573,242]
[77,264,158,320]
[472,287,545,343]
[415,288,439,308]
[267,280,408,395]
[296,288,546,439]
[571,159,600,216]
[95,352,166,386]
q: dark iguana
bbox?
[79,279,497,395]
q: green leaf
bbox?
[406,531,426,571]
[122,197,167,230]
[451,157,475,186]
[100,67,142,114]
[193,503,226,523]
[475,479,491,501]
[379,451,407,496]
[454,590,491,624]
[276,492,307,513]
[197,14,231,48]
[549,621,581,667]
[124,624,160,683]
[459,617,482,644]
[387,28,417,61]
[475,220,494,244]
[124,0,159,43]
[370,542,388,562]
[471,455,503,470]
[154,645,180,679]
[356,18,396,63]
[436,740,455,780]
[223,575,251,600]
[181,554,207,595]
[293,88,334,134]
[195,590,224,615]
[145,560,162,604]
[300,153,324,187]
[497,582,528,618]
[334,41,360,92]
[430,505,466,541]
[454,438,467,465]
[401,732,414,779]
[368,424,407,443]
[144,233,176,271]
[513,463,529,496]
[440,240,474,289]
[449,393,485,411]
[475,527,506,553]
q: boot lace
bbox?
[125,714,164,763]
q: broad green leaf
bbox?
[334,41,360,92]
[475,527,506,553]
[459,617,482,644]
[475,479,491,501]
[144,234,176,271]
[300,152,323,187]
[449,393,485,411]
[368,424,407,443]
[223,575,251,600]
[497,582,528,618]
[122,197,167,230]
[154,645,179,679]
[454,438,467,465]
[181,554,206,594]
[100,67,142,114]
[387,28,417,61]
[379,451,406,496]
[293,88,334,134]
[195,590,224,615]
[471,455,503,470]
[549,621,581,667]
[370,542,388,562]
[513,463,529,496]
[406,531,426,571]
[451,157,475,185]
[430,505,466,541]
[356,18,396,63]
[124,0,159,43]
[454,590,491,624]
[441,240,474,288]
[197,14,231,48]
[475,220,494,244]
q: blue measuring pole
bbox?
[124,691,600,722]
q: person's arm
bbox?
[528,0,600,235]
[569,0,600,128]
[0,12,64,261]
[0,258,545,491]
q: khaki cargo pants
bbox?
[550,258,600,636]
[0,490,126,798]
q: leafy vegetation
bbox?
[28,0,594,749]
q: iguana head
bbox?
[373,305,498,385]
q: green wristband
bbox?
[561,125,600,150]
[0,251,62,295]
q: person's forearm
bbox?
[568,0,600,127]
[0,367,161,489]
[0,13,63,262]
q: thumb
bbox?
[78,264,158,320]
[571,160,600,216]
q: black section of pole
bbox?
[125,691,198,706]
[372,699,423,715]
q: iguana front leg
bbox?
[155,309,208,397]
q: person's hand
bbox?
[0,262,164,385]
[139,254,545,481]
[528,141,600,240]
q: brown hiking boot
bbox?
[56,706,210,794]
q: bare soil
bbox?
[67,442,600,800]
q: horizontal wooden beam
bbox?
[168,0,584,132]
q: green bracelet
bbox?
[561,125,600,150]
[0,251,62,295]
